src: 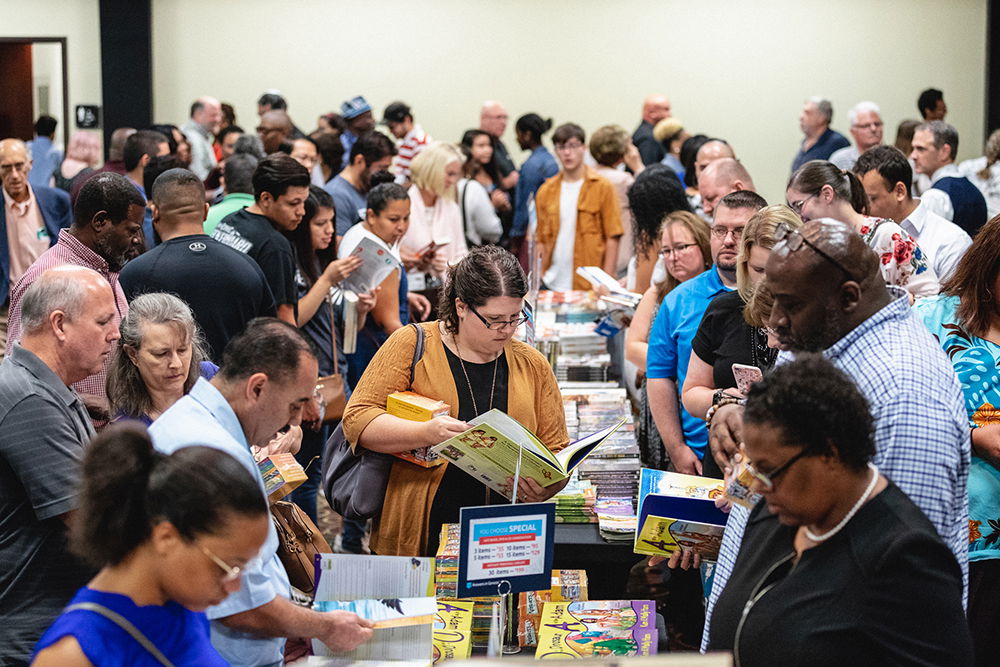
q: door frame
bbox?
[0,37,70,149]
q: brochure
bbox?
[341,235,401,294]
[534,600,657,658]
[633,469,728,560]
[429,409,627,499]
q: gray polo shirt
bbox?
[0,344,95,664]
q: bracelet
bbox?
[712,388,743,407]
[705,397,746,423]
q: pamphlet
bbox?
[432,600,474,663]
[314,597,436,629]
[342,236,401,295]
[429,409,627,498]
[534,600,657,658]
[633,469,728,560]
[574,266,638,298]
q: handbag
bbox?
[65,602,174,666]
[271,499,332,595]
[316,299,347,423]
[322,323,425,522]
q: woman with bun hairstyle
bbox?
[510,113,560,261]
[31,424,269,666]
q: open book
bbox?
[633,469,728,561]
[430,409,627,498]
[341,235,401,295]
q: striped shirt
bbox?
[392,124,431,181]
[4,229,128,401]
[702,287,970,650]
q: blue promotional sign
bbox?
[457,502,555,598]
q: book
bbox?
[432,600,474,663]
[633,469,728,560]
[429,409,628,499]
[341,235,401,295]
[342,290,359,355]
[386,391,451,468]
[574,266,636,297]
[517,570,589,647]
[257,453,307,502]
[534,600,657,658]
[314,597,436,629]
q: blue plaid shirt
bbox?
[702,287,970,650]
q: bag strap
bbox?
[460,181,469,243]
[409,322,425,386]
[328,294,339,376]
[65,602,174,667]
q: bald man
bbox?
[0,265,120,663]
[702,218,970,649]
[480,100,518,190]
[258,109,294,155]
[697,158,756,217]
[694,139,736,184]
[182,95,223,179]
[633,94,672,165]
[120,168,274,361]
[0,138,72,358]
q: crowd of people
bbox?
[1,84,999,666]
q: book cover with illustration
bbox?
[387,391,451,468]
[341,235,401,295]
[633,469,728,560]
[430,408,627,499]
[534,600,656,659]
[432,600,474,663]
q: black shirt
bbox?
[632,120,665,166]
[691,290,776,390]
[425,346,509,556]
[492,138,516,178]
[212,208,298,309]
[709,483,972,666]
[120,235,276,361]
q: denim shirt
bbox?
[512,146,559,237]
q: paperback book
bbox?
[633,469,728,560]
[534,600,656,658]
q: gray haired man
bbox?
[791,96,850,172]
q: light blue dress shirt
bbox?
[149,378,289,667]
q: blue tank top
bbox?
[347,269,410,388]
[33,587,227,666]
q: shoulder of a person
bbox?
[507,338,551,372]
[846,484,951,570]
[34,184,71,207]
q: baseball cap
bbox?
[341,95,372,120]
[381,102,411,125]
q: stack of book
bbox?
[553,476,596,523]
[433,524,500,649]
[595,497,638,542]
[534,600,657,658]
[517,570,589,648]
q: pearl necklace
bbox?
[803,463,879,543]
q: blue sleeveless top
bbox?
[33,587,227,666]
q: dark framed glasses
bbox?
[774,222,859,282]
[469,305,529,331]
[745,448,809,491]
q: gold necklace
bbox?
[454,333,498,415]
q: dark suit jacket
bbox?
[0,186,72,303]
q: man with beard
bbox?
[699,218,969,650]
[646,190,767,476]
[5,173,144,422]
[324,131,396,239]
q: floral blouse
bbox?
[915,294,1000,562]
[859,216,939,299]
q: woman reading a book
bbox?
[342,245,569,557]
[707,355,971,665]
[32,424,270,666]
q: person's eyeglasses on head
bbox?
[774,222,859,283]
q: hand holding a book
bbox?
[708,403,745,473]
[253,425,303,460]
[315,610,374,652]
[648,547,702,571]
[423,415,469,447]
[323,254,363,284]
[506,474,569,503]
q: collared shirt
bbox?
[26,136,63,191]
[900,199,972,282]
[512,146,559,237]
[646,267,733,457]
[5,229,128,400]
[181,119,218,181]
[828,144,860,171]
[204,192,254,236]
[149,378,288,667]
[392,124,431,183]
[921,163,963,221]
[703,286,970,650]
[921,164,990,239]
[3,186,52,285]
[0,344,95,662]
[791,127,851,172]
[340,131,359,169]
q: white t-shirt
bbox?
[338,222,401,260]
[542,178,584,291]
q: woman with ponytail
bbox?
[342,245,569,557]
[786,159,939,299]
[32,424,269,666]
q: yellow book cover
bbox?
[633,515,724,559]
[387,391,451,468]
[534,600,657,659]
[258,453,307,502]
[432,600,474,663]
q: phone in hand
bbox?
[732,363,764,395]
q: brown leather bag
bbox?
[316,300,347,423]
[270,500,332,594]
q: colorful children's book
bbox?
[534,600,656,658]
[633,469,728,560]
[432,600,474,663]
[257,453,307,502]
[430,409,627,499]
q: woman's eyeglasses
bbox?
[658,243,697,258]
[774,222,859,282]
[469,305,529,331]
[745,448,809,491]
[200,544,242,584]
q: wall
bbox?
[2,0,102,148]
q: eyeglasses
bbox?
[469,305,529,330]
[555,141,584,152]
[788,194,816,215]
[852,121,884,131]
[0,162,29,175]
[199,544,242,584]
[710,225,744,241]
[256,126,281,135]
[658,243,698,258]
[745,448,809,491]
[774,222,859,282]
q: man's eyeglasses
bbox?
[710,225,744,241]
[555,141,584,152]
[200,544,242,584]
[659,243,698,258]
[774,222,859,282]
[788,194,816,215]
[852,121,884,131]
[0,162,29,175]
[469,305,529,331]
[745,448,809,491]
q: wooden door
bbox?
[0,42,34,140]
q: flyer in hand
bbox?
[534,600,657,658]
[633,469,728,560]
[341,235,401,295]
[429,409,628,499]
